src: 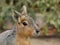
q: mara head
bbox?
[12,5,40,37]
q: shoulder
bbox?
[0,30,15,40]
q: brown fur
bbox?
[14,33,30,45]
[13,5,40,45]
[14,16,34,45]
[0,5,40,45]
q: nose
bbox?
[36,30,39,33]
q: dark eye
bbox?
[23,22,27,26]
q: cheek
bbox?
[17,24,24,33]
[23,28,33,36]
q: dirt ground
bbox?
[30,38,60,45]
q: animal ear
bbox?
[22,5,27,16]
[12,10,21,22]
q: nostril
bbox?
[36,30,39,33]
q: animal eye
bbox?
[22,22,27,26]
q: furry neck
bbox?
[14,32,30,45]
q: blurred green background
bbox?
[0,0,60,36]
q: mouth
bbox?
[34,33,40,37]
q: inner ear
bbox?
[12,10,21,22]
[14,10,21,20]
[14,13,19,20]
